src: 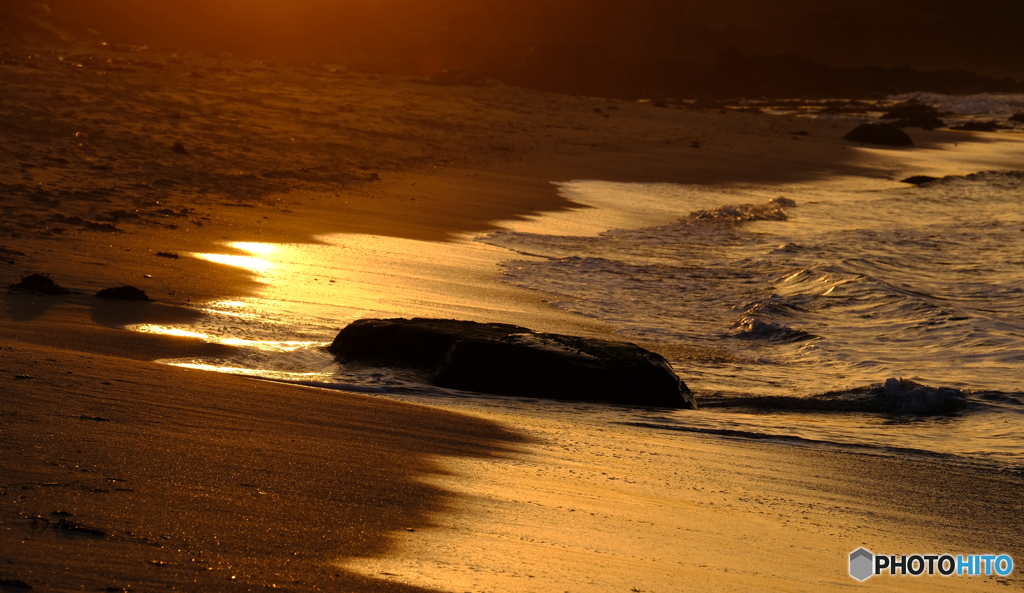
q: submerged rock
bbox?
[328,318,697,409]
[842,123,914,146]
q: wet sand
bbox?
[3,39,1024,590]
[344,408,1024,592]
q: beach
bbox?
[3,39,1024,592]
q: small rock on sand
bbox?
[9,273,70,295]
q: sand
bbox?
[0,307,524,592]
[3,38,1024,591]
[343,409,1024,592]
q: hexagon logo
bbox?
[850,548,874,581]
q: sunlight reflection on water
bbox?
[191,250,276,274]
[131,323,324,352]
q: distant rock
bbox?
[96,286,151,301]
[842,124,914,146]
[8,273,70,295]
[879,100,950,129]
[171,142,188,155]
[1010,112,1024,123]
[901,175,940,185]
[328,318,698,409]
[950,121,1010,132]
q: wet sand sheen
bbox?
[341,408,1024,592]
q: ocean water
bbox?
[477,172,1024,471]
[759,92,1024,128]
[129,97,1024,474]
[888,92,1024,120]
[134,169,1024,475]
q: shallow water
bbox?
[133,105,1024,473]
[134,169,1024,474]
[477,172,1024,469]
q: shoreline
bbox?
[3,38,1024,591]
[0,39,894,305]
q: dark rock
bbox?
[842,124,914,146]
[950,121,1010,132]
[901,175,941,185]
[1010,112,1024,123]
[155,251,180,259]
[888,116,945,130]
[328,318,697,409]
[9,273,70,295]
[879,100,952,126]
[95,286,151,301]
[171,142,188,155]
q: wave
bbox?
[620,421,965,461]
[700,378,969,415]
[734,316,818,343]
[255,378,391,393]
[906,169,1024,192]
[685,197,796,225]
[887,93,1024,119]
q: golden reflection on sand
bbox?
[161,361,329,381]
[131,324,322,352]
[189,234,576,326]
[130,232,612,388]
[208,300,248,309]
[191,252,275,274]
[231,242,278,256]
[191,242,279,274]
